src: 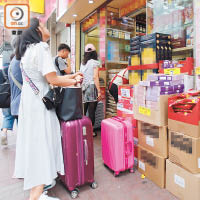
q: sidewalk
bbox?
[0,116,177,200]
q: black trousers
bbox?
[84,101,98,127]
[109,83,118,103]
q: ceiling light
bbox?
[89,0,94,3]
[73,14,77,17]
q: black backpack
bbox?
[55,56,66,76]
[0,68,10,108]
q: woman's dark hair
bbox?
[10,53,15,61]
[18,18,42,59]
[14,36,21,60]
[82,50,98,65]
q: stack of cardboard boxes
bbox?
[133,74,179,188]
[117,85,138,166]
[166,91,200,200]
[140,33,172,65]
[133,74,191,188]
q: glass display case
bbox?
[106,7,133,65]
[147,0,194,50]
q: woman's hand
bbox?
[74,72,83,78]
[97,91,102,101]
[74,75,83,86]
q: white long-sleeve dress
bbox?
[13,42,64,190]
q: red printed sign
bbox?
[120,0,146,18]
[82,12,98,32]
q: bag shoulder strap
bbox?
[55,56,65,75]
[2,68,8,80]
[9,67,22,90]
[122,68,128,77]
[21,64,39,95]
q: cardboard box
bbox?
[168,119,200,138]
[159,57,194,76]
[140,33,171,42]
[138,145,166,188]
[141,40,172,65]
[169,130,200,173]
[134,95,172,126]
[138,121,168,158]
[166,159,200,200]
[168,94,200,138]
[184,75,194,92]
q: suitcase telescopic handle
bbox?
[84,139,88,166]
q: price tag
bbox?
[139,106,151,116]
[139,161,145,171]
[121,89,130,98]
[196,67,200,75]
[164,68,181,75]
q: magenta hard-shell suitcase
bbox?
[101,117,134,176]
[60,116,97,198]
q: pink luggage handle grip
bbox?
[125,141,133,156]
[84,139,88,166]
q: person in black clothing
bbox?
[54,44,71,75]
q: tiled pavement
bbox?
[0,117,178,200]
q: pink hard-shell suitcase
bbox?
[101,117,134,176]
[60,116,97,198]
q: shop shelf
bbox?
[107,36,130,41]
[106,60,128,65]
[128,63,159,70]
[107,27,132,34]
[128,7,146,18]
[172,46,193,53]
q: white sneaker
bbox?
[1,132,8,145]
[39,192,60,200]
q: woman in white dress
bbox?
[13,18,82,200]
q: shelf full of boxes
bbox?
[113,0,200,199]
[104,2,147,118]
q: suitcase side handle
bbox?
[84,139,88,166]
[125,141,133,156]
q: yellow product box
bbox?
[141,69,154,81]
[129,70,141,85]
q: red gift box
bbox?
[159,57,194,75]
[168,93,200,138]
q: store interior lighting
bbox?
[73,14,77,17]
[89,0,94,3]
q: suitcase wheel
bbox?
[130,168,135,173]
[71,189,79,199]
[114,172,120,177]
[90,181,98,189]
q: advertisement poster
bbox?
[99,7,106,68]
[40,0,56,23]
[0,0,44,14]
[71,22,76,72]
[195,0,200,68]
